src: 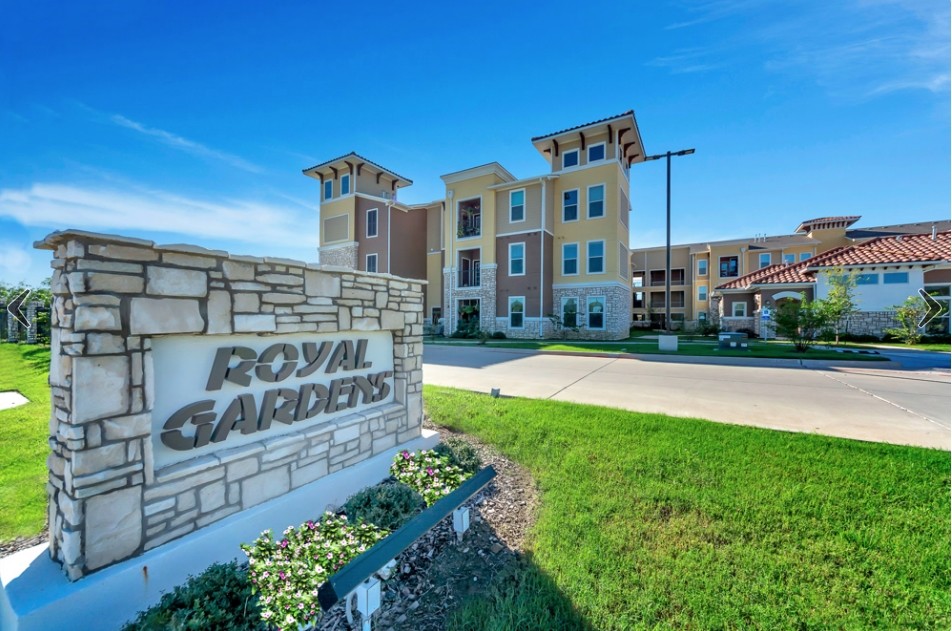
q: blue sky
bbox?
[1,0,949,286]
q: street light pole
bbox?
[644,148,695,332]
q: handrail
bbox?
[317,465,497,612]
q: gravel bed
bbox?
[317,417,540,631]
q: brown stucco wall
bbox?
[925,268,951,283]
[495,232,552,317]
[355,197,388,273]
[390,208,427,280]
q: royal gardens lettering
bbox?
[151,332,395,468]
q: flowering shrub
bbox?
[390,449,469,506]
[241,513,387,630]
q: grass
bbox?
[426,386,951,630]
[855,341,951,353]
[427,338,887,361]
[0,344,51,540]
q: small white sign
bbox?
[152,331,394,468]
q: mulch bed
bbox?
[317,417,540,631]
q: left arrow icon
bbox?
[7,290,31,328]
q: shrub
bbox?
[390,449,469,506]
[121,561,265,631]
[491,331,507,339]
[435,436,482,475]
[839,333,882,343]
[241,513,388,630]
[884,296,929,345]
[343,481,424,531]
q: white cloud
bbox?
[110,114,263,173]
[0,243,33,281]
[656,0,950,99]
[0,183,316,251]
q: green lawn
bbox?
[0,344,51,540]
[427,386,951,630]
[427,338,886,361]
[853,341,951,353]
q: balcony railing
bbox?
[458,268,480,288]
[457,216,481,238]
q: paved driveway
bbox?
[423,346,951,450]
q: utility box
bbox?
[658,335,679,352]
[718,332,749,350]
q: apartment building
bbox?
[302,152,444,318]
[631,216,951,330]
[305,111,646,341]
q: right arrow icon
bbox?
[917,288,943,328]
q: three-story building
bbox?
[304,112,647,341]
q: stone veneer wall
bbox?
[319,242,358,268]
[720,317,756,333]
[37,230,425,580]
[552,284,630,341]
[442,266,497,335]
[492,317,556,339]
[844,312,901,337]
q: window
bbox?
[509,297,525,329]
[365,254,377,273]
[323,180,333,200]
[562,243,579,275]
[856,273,879,285]
[720,256,739,277]
[783,254,795,265]
[366,208,378,238]
[587,240,605,274]
[562,149,579,169]
[340,174,351,195]
[698,259,708,276]
[732,302,747,317]
[759,253,771,268]
[587,184,605,219]
[509,189,525,223]
[562,189,579,222]
[884,272,909,284]
[799,252,811,261]
[587,296,605,329]
[650,292,665,308]
[561,297,578,328]
[588,143,605,162]
[670,291,685,308]
[509,242,525,276]
[698,285,708,301]
[633,291,644,308]
[698,311,708,321]
[431,307,442,325]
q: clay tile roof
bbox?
[808,231,951,268]
[716,259,817,290]
[302,151,413,185]
[531,110,635,141]
[717,264,787,290]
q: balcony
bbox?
[457,198,481,239]
[458,267,481,288]
[458,248,481,288]
[649,269,685,286]
[457,215,481,238]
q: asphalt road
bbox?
[422,346,951,450]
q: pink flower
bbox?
[427,467,434,476]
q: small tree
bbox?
[820,268,859,344]
[772,296,830,352]
[884,296,929,345]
